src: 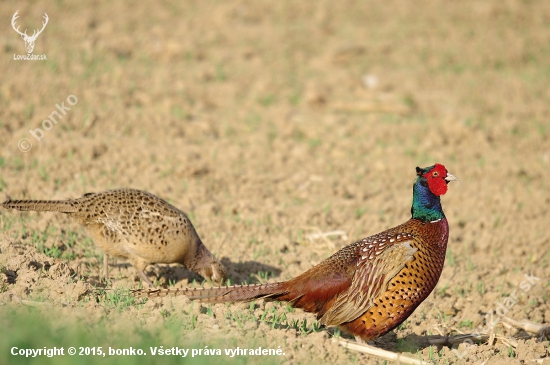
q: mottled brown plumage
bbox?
[134,164,457,341]
[2,188,227,287]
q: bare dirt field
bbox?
[0,1,549,364]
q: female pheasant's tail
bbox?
[2,198,78,213]
[133,282,288,303]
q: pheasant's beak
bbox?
[444,173,459,183]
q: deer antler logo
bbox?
[11,11,49,54]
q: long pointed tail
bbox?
[133,282,288,303]
[2,198,78,213]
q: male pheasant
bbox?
[2,188,227,287]
[135,164,457,341]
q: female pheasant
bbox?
[135,164,457,341]
[2,189,227,287]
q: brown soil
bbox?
[1,1,549,364]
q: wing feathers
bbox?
[320,241,417,326]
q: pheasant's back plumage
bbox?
[69,189,201,265]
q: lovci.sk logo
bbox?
[12,10,48,61]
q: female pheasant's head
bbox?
[412,164,458,221]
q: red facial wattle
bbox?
[423,163,449,196]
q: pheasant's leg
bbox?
[103,253,109,282]
[354,335,365,343]
[138,270,156,288]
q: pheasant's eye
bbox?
[432,171,439,177]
